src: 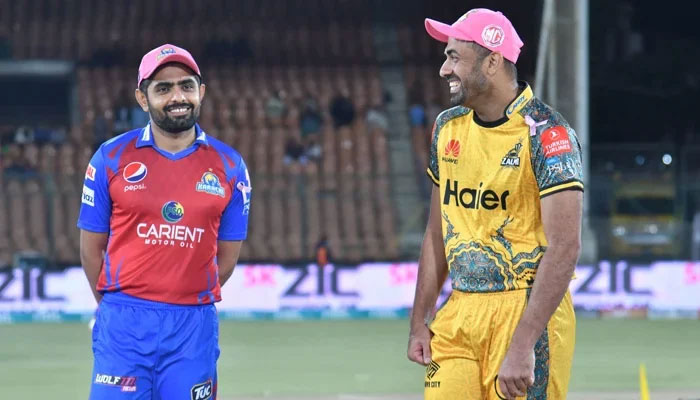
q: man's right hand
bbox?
[407,323,433,366]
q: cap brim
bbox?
[424,18,472,43]
[139,53,201,85]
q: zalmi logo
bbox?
[442,139,461,164]
[501,139,522,168]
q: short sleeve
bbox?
[426,119,440,185]
[77,147,112,233]
[218,156,251,241]
[531,125,584,198]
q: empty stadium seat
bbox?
[4,0,409,264]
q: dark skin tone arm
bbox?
[407,185,449,366]
[217,240,242,287]
[497,190,582,398]
[79,230,109,304]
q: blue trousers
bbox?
[89,292,219,400]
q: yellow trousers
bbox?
[425,289,575,399]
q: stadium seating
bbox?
[0,0,440,265]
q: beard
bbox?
[447,67,488,107]
[449,81,466,107]
[148,101,200,134]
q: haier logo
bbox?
[443,179,510,210]
[191,379,213,400]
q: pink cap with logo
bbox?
[425,8,524,63]
[137,44,201,87]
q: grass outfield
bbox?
[0,318,699,399]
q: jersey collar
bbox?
[505,81,533,118]
[473,81,533,128]
[135,123,209,148]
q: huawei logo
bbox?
[444,139,461,158]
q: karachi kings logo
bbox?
[196,171,225,197]
[500,139,523,168]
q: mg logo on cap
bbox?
[157,47,176,60]
[482,24,505,47]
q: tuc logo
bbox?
[191,379,213,400]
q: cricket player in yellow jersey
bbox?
[407,8,583,400]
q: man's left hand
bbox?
[496,345,535,399]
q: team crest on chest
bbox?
[500,139,522,168]
[196,171,225,197]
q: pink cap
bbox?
[425,8,524,63]
[137,44,201,87]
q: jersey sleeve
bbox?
[530,125,584,198]
[218,156,251,240]
[426,119,440,185]
[77,147,112,233]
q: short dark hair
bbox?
[467,41,518,81]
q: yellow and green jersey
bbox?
[427,83,583,293]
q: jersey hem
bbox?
[426,168,439,185]
[539,180,584,198]
[218,232,247,241]
[76,222,109,233]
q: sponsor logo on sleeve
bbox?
[236,168,252,216]
[82,185,95,207]
[85,164,96,181]
[541,126,572,158]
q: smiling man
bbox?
[77,44,251,399]
[407,9,584,400]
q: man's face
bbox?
[439,38,489,107]
[139,64,205,134]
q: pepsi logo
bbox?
[123,162,147,183]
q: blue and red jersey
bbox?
[77,124,251,305]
